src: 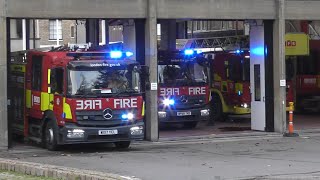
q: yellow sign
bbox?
[285,33,309,56]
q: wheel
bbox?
[114,141,131,149]
[210,95,225,122]
[44,120,59,151]
[183,122,198,129]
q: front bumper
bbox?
[58,121,144,145]
[158,106,210,123]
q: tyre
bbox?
[183,122,198,129]
[211,95,225,122]
[114,141,131,149]
[44,120,59,151]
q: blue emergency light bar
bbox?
[67,51,133,59]
[184,49,203,56]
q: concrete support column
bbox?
[86,19,100,46]
[273,0,286,133]
[0,13,8,149]
[123,20,136,60]
[160,19,176,50]
[145,0,158,141]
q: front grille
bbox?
[164,95,206,110]
[75,109,137,127]
[76,109,137,121]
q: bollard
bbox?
[284,102,299,137]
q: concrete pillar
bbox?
[101,19,109,45]
[176,21,187,39]
[86,19,99,46]
[145,0,158,141]
[76,20,86,44]
[273,0,286,133]
[0,3,8,149]
[123,20,136,60]
[160,20,176,50]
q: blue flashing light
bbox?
[126,51,134,57]
[163,99,175,106]
[196,50,202,54]
[184,49,194,56]
[121,114,128,119]
[238,90,242,96]
[251,47,265,56]
[110,51,123,58]
[236,50,241,54]
[121,113,134,120]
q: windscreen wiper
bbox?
[114,89,138,97]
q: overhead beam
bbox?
[157,0,276,19]
[285,0,320,20]
[7,0,147,18]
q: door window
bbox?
[254,64,261,101]
[50,68,64,94]
[31,56,42,91]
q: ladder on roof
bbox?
[179,35,250,51]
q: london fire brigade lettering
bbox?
[76,100,102,110]
[114,98,138,109]
[32,95,40,105]
[160,88,180,96]
[188,87,206,95]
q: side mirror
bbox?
[141,66,150,77]
[140,66,150,90]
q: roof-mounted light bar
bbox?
[67,50,134,60]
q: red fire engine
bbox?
[205,50,251,121]
[8,45,146,150]
[286,39,320,112]
[157,49,211,128]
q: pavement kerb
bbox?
[0,158,140,180]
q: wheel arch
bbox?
[41,110,58,141]
[210,89,228,113]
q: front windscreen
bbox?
[68,64,140,96]
[158,62,208,86]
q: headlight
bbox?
[240,103,249,108]
[201,109,210,116]
[130,126,144,135]
[158,111,167,118]
[163,99,175,106]
[67,129,85,139]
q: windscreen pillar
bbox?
[273,0,286,133]
[0,13,8,149]
[86,19,100,46]
[145,0,158,141]
[159,19,176,50]
[123,20,136,60]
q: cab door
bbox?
[49,68,65,125]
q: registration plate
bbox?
[177,111,191,116]
[98,130,118,135]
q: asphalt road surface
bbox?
[3,132,320,180]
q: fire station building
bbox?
[1,0,320,149]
